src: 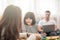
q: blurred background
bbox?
[0,0,60,28]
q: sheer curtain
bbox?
[0,0,60,28]
[0,0,59,18]
[58,0,60,28]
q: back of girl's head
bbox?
[24,12,36,25]
[0,5,21,40]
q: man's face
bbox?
[45,12,50,19]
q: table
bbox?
[20,33,60,40]
[47,36,59,40]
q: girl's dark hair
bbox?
[24,12,36,25]
[0,5,21,40]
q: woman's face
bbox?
[25,18,32,26]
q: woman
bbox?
[0,5,21,40]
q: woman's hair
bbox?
[24,12,36,25]
[0,5,21,40]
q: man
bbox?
[38,10,58,36]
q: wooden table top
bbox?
[47,36,59,39]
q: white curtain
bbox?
[58,0,60,28]
[0,0,59,17]
[0,0,60,28]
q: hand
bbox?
[41,33,47,36]
[35,34,42,40]
[43,33,47,36]
[55,25,58,31]
[55,28,58,31]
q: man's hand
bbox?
[37,25,43,32]
[55,25,58,31]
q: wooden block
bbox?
[47,36,59,40]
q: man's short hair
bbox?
[45,10,51,14]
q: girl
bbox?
[24,12,37,33]
[23,12,42,40]
[0,5,21,40]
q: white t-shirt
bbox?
[38,19,56,26]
